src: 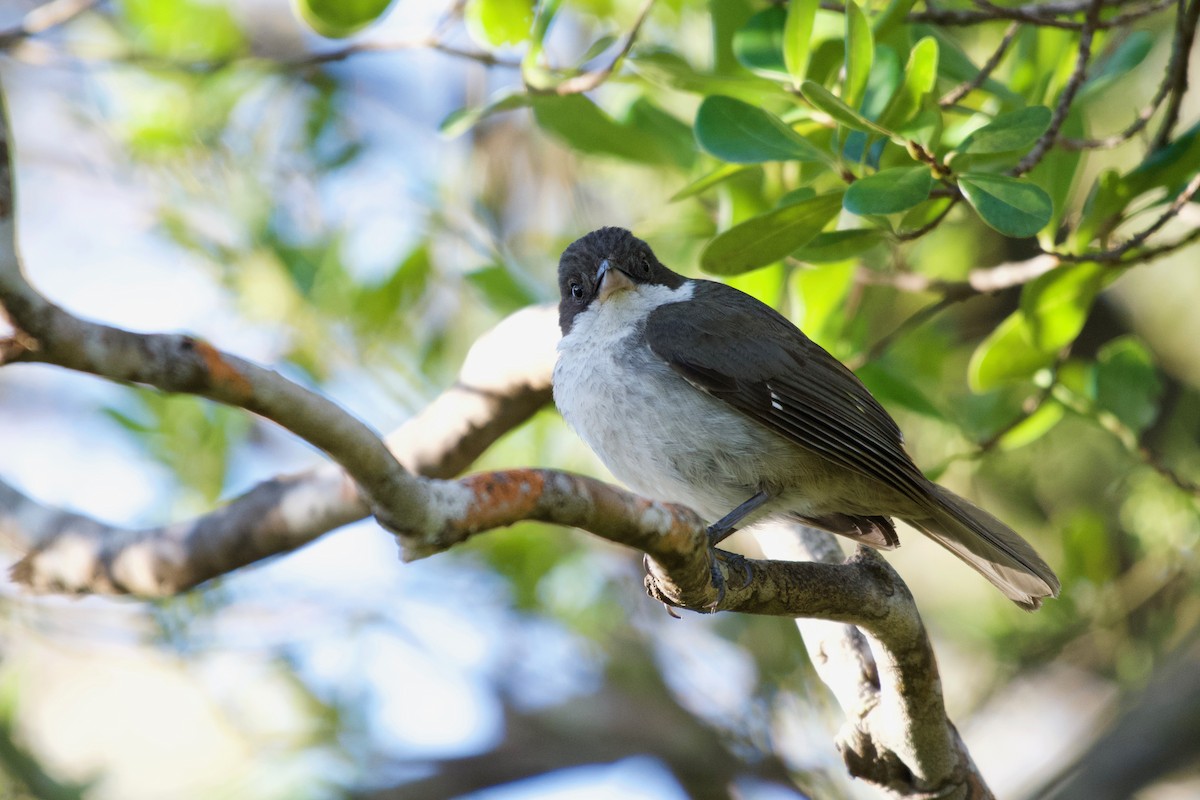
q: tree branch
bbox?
[4,304,557,594]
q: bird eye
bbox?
[570,281,584,300]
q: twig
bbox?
[1052,171,1200,262]
[939,22,1020,108]
[909,0,1172,29]
[298,37,521,69]
[1011,0,1104,177]
[531,0,656,95]
[1151,0,1200,150]
[857,253,1060,296]
[896,195,961,241]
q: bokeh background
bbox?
[0,0,1198,798]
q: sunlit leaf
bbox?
[997,400,1065,450]
[843,0,873,109]
[790,260,855,337]
[700,192,844,275]
[465,0,533,47]
[968,262,1105,390]
[292,0,396,39]
[1020,261,1105,351]
[800,80,891,136]
[122,0,245,58]
[876,36,938,131]
[783,0,819,82]
[968,311,1051,391]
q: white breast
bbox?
[552,282,804,522]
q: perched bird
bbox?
[552,227,1060,610]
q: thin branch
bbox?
[857,253,1060,297]
[896,195,961,241]
[1151,0,1200,150]
[1011,0,1104,177]
[909,0,1172,29]
[530,0,656,95]
[1058,19,1185,151]
[296,37,521,69]
[1051,171,1200,262]
[939,22,1020,108]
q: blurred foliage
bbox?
[3,0,1200,796]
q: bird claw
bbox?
[705,548,754,611]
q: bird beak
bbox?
[596,258,634,301]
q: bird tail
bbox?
[907,484,1060,611]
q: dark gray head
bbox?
[557,227,685,333]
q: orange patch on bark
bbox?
[194,339,253,396]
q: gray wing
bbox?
[644,281,929,502]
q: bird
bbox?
[551,226,1060,610]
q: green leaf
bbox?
[629,51,785,102]
[1094,336,1162,434]
[464,0,532,47]
[1081,31,1154,98]
[960,106,1053,155]
[997,400,1065,450]
[355,245,432,326]
[1124,119,1200,198]
[670,164,752,201]
[923,28,1022,105]
[123,0,245,58]
[857,361,945,419]
[968,262,1105,390]
[466,263,539,314]
[777,186,819,207]
[531,95,673,164]
[783,0,819,82]
[959,173,1052,238]
[968,311,1053,391]
[843,0,873,109]
[793,228,884,262]
[439,91,530,138]
[700,192,844,275]
[695,96,827,163]
[733,7,788,79]
[876,36,938,131]
[844,166,932,215]
[1020,261,1105,351]
[800,80,891,136]
[790,260,855,337]
[626,97,696,169]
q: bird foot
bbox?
[705,547,754,612]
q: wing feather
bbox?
[645,282,928,501]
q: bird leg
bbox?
[707,490,772,546]
[701,490,773,608]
